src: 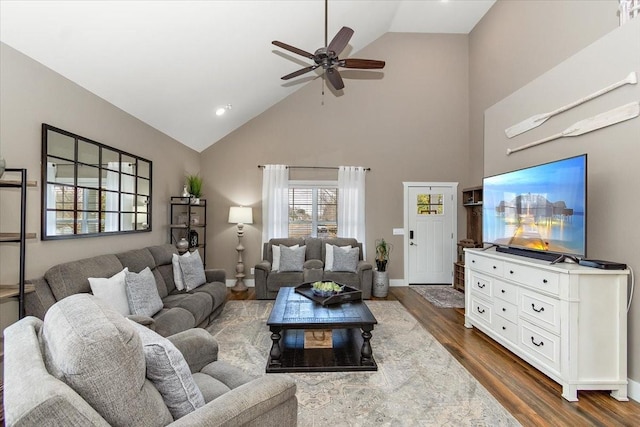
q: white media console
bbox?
[464,248,629,401]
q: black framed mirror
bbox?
[41,124,152,239]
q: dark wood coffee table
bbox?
[266,287,378,373]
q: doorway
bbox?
[403,182,458,284]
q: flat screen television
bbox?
[482,154,587,262]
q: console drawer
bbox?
[467,252,503,276]
[493,280,518,305]
[469,273,492,299]
[495,299,518,324]
[520,320,560,373]
[504,262,559,296]
[520,290,560,334]
[493,315,518,344]
[469,296,492,326]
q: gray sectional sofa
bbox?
[25,244,227,337]
[255,237,373,299]
[4,293,298,426]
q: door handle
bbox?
[410,242,417,246]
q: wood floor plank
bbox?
[227,286,640,426]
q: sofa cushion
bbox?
[163,292,213,326]
[179,250,207,291]
[40,294,172,426]
[267,272,304,291]
[272,244,298,271]
[332,247,360,273]
[279,245,306,272]
[89,267,130,315]
[128,320,205,419]
[117,248,169,298]
[148,244,180,294]
[125,267,164,317]
[324,244,351,271]
[44,254,123,301]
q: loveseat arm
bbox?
[170,374,297,426]
[205,268,226,283]
[357,260,374,299]
[254,260,271,273]
[167,328,219,373]
[254,260,271,299]
[125,314,156,330]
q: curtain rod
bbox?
[257,165,371,171]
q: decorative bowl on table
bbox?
[311,281,344,297]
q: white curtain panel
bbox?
[105,162,134,232]
[261,164,289,244]
[338,166,366,258]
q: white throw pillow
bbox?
[272,244,299,271]
[324,244,352,271]
[89,267,130,315]
[128,320,205,419]
[172,252,192,291]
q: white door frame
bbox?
[403,182,458,285]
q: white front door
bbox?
[405,183,457,284]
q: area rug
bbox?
[410,285,466,308]
[207,300,519,426]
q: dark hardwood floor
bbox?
[229,286,640,427]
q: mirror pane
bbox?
[77,139,99,166]
[47,130,75,160]
[52,210,75,235]
[121,194,135,212]
[122,155,135,168]
[103,149,120,169]
[138,160,150,179]
[46,157,74,184]
[137,177,150,195]
[78,165,100,188]
[77,212,100,234]
[121,213,135,231]
[77,188,100,211]
[102,171,120,191]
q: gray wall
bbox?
[199,32,471,282]
[0,43,200,374]
[484,16,640,391]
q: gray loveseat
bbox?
[255,237,373,299]
[3,294,298,426]
[25,244,227,337]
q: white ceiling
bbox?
[0,0,495,152]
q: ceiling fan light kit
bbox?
[272,1,385,91]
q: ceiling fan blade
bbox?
[281,65,319,80]
[341,58,386,69]
[272,41,315,60]
[325,68,344,91]
[327,26,354,56]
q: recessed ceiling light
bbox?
[215,104,233,117]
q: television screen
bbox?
[482,154,587,259]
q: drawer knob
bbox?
[502,326,506,330]
[477,282,485,289]
[531,336,544,347]
[493,265,497,269]
[477,307,485,314]
[472,260,476,263]
[509,270,514,274]
[543,279,548,284]
[531,303,545,313]
[501,289,506,293]
[502,308,506,312]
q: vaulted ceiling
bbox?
[0,0,495,152]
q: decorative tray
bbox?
[294,282,362,306]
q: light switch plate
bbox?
[393,228,404,235]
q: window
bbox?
[288,182,337,238]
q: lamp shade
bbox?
[228,206,253,224]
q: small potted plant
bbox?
[373,238,393,297]
[186,174,203,204]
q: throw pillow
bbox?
[128,320,205,419]
[172,252,191,291]
[279,244,306,272]
[324,244,352,271]
[178,250,207,291]
[332,246,360,273]
[125,267,164,317]
[272,244,298,271]
[89,267,130,315]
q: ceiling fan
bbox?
[272,0,385,91]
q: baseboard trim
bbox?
[629,378,639,402]
[389,279,405,287]
[226,279,255,288]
